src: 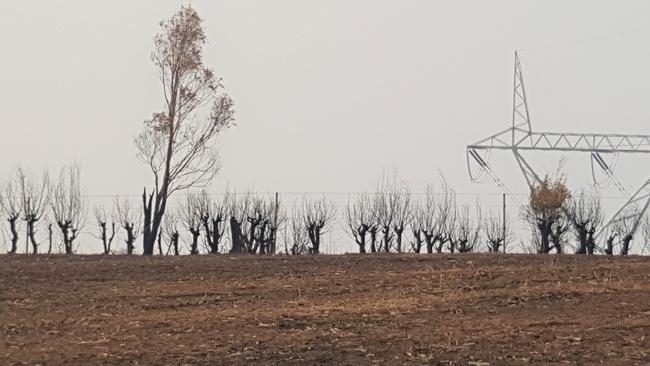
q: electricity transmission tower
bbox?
[466,51,650,249]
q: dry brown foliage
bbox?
[529,176,570,215]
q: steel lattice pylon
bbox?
[467,51,650,249]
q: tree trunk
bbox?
[246,220,259,254]
[100,222,108,254]
[381,226,391,253]
[190,229,200,255]
[605,235,615,255]
[489,239,502,253]
[157,231,163,255]
[436,238,446,254]
[620,234,633,255]
[268,227,277,255]
[141,190,156,255]
[173,233,180,256]
[411,230,422,253]
[209,218,223,254]
[551,236,562,254]
[537,221,552,254]
[145,86,177,255]
[354,226,367,253]
[59,223,72,255]
[424,233,434,254]
[458,239,470,253]
[27,221,38,254]
[586,229,596,255]
[126,224,136,255]
[201,216,222,254]
[229,217,244,253]
[8,218,19,254]
[148,205,166,256]
[369,228,377,253]
[48,224,53,255]
[257,222,267,255]
[575,226,588,254]
[395,228,403,253]
[307,225,320,254]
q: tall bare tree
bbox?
[135,6,236,255]
[115,197,141,255]
[299,197,336,255]
[566,190,603,255]
[345,194,372,253]
[0,177,22,254]
[51,164,87,255]
[94,204,117,254]
[17,168,50,254]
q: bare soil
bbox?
[0,254,649,365]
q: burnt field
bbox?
[0,254,649,365]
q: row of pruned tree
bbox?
[521,176,646,255]
[0,165,87,255]
[85,191,337,256]
[1,171,647,256]
[345,174,648,256]
[344,175,507,255]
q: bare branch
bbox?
[17,167,51,254]
[0,172,22,254]
[284,205,310,255]
[115,197,142,255]
[345,193,372,253]
[450,205,481,253]
[299,196,336,255]
[51,163,87,254]
[483,210,511,253]
[94,203,117,254]
[566,189,603,255]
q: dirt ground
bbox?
[0,254,649,365]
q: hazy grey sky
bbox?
[2,1,650,251]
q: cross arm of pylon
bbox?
[468,128,650,154]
